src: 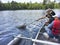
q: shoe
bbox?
[51,37,58,42]
[43,32,49,39]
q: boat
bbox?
[7,18,60,45]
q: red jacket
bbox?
[52,19,60,35]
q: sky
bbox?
[1,0,60,3]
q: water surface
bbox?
[0,9,60,45]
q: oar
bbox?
[16,16,46,29]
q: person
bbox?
[46,8,55,16]
[37,8,55,25]
[44,13,60,42]
[45,8,55,24]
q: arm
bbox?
[47,21,54,29]
[36,16,46,21]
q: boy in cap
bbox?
[44,13,60,42]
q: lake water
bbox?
[0,9,60,26]
[0,9,60,45]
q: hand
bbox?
[45,22,49,26]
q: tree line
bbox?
[0,1,60,10]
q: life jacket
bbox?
[52,20,60,36]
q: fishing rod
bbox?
[16,16,46,29]
[7,34,60,45]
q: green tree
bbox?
[0,0,60,10]
[43,0,47,5]
[11,1,18,10]
[0,1,3,10]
